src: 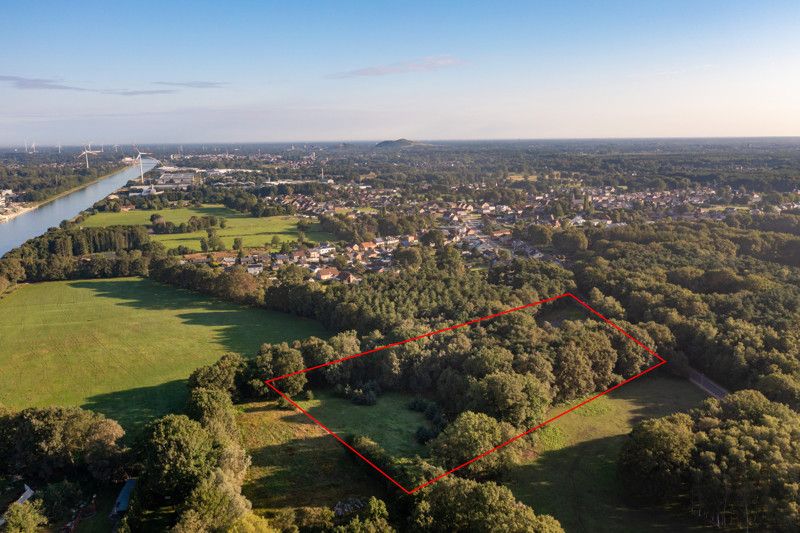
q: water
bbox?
[0,159,158,256]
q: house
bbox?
[400,235,417,246]
[338,271,361,284]
[246,263,264,275]
[316,242,336,255]
[315,267,340,281]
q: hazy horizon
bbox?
[2,0,799,145]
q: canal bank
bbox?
[0,159,158,256]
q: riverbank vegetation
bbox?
[0,152,124,203]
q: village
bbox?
[120,167,798,284]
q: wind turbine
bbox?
[77,145,101,169]
[134,147,152,184]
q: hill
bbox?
[375,138,417,149]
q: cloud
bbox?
[0,75,225,95]
[329,55,462,79]
[154,81,227,89]
[104,89,177,96]
[0,75,91,92]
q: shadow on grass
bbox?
[243,431,386,513]
[506,434,704,533]
[82,379,188,440]
[68,278,327,357]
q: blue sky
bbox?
[1,0,799,144]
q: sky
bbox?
[1,0,799,145]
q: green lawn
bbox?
[0,278,327,434]
[300,391,429,458]
[504,376,710,533]
[80,204,334,250]
[239,399,388,519]
[238,391,426,518]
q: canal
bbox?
[0,159,158,256]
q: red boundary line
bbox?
[265,293,668,494]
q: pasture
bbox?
[80,204,333,250]
[504,376,709,532]
[0,278,326,433]
[238,391,426,516]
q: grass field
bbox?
[239,399,387,518]
[238,390,426,517]
[504,376,709,533]
[80,204,334,250]
[0,278,326,433]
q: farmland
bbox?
[0,278,327,433]
[79,204,334,249]
[504,376,709,533]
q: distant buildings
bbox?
[154,172,198,190]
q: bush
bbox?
[41,480,83,521]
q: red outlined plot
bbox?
[264,292,667,494]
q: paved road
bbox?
[688,368,729,398]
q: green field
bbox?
[504,376,709,533]
[0,278,327,433]
[239,400,387,518]
[80,204,334,249]
[238,391,426,516]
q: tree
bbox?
[2,500,48,533]
[333,496,395,532]
[250,342,307,396]
[525,224,553,245]
[552,229,588,253]
[187,387,239,443]
[462,346,514,378]
[429,411,516,479]
[173,470,251,533]
[2,406,125,482]
[395,247,422,270]
[421,229,445,248]
[469,372,550,428]
[188,353,247,400]
[233,237,243,251]
[141,415,218,501]
[412,476,563,532]
[270,235,281,248]
[587,287,625,319]
[41,480,83,521]
[618,413,694,502]
[228,512,278,533]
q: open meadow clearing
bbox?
[0,278,327,433]
[80,204,334,249]
[504,376,709,532]
[238,391,426,517]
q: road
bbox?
[688,368,729,399]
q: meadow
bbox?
[504,376,709,532]
[0,278,327,433]
[238,391,427,517]
[80,204,334,249]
